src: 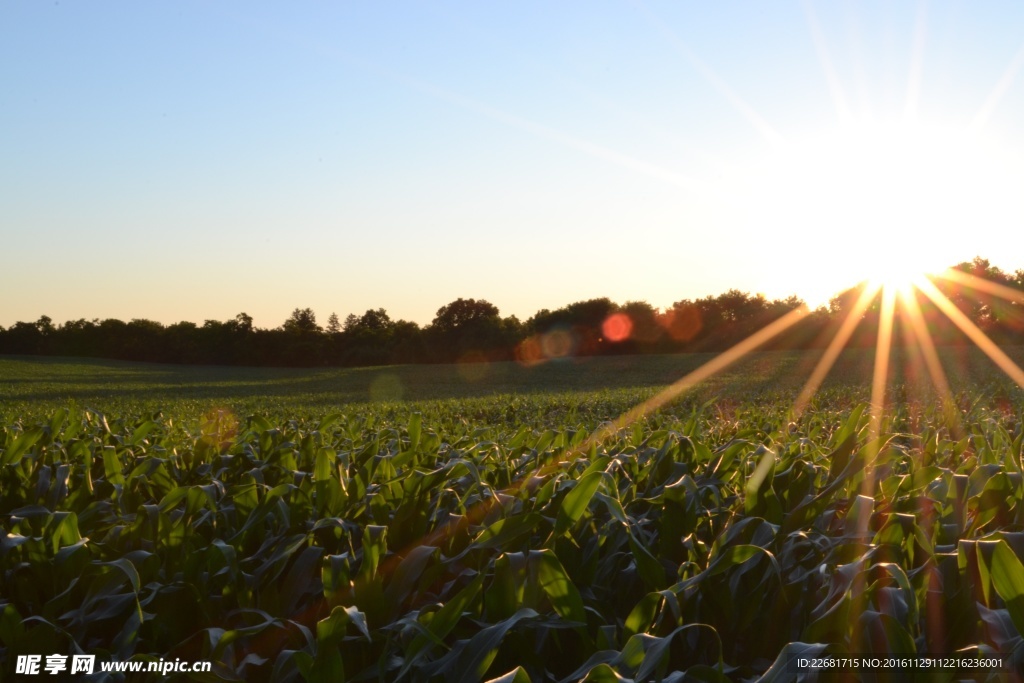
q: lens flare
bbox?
[540,328,576,358]
[514,336,544,366]
[457,351,490,382]
[659,305,703,342]
[601,313,633,343]
[516,328,579,365]
[369,374,404,401]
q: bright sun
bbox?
[725,121,1023,306]
[862,258,927,297]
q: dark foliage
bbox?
[2,258,1022,367]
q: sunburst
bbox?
[324,3,1024,629]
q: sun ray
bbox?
[338,276,1013,628]
[898,287,964,437]
[221,9,717,198]
[841,3,874,121]
[366,305,810,585]
[590,306,809,439]
[395,78,722,197]
[848,284,896,655]
[861,285,897,504]
[916,278,1024,389]
[631,0,787,151]
[903,0,928,122]
[970,41,1024,133]
[801,0,854,125]
[505,305,808,482]
[428,2,735,175]
[934,268,1024,305]
[793,282,881,417]
[898,312,930,404]
[894,288,952,653]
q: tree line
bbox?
[2,258,1022,368]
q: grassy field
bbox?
[0,351,807,410]
[2,346,1021,420]
[2,349,1024,682]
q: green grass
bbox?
[2,349,1024,681]
[3,346,1022,420]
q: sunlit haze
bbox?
[4,2,1024,328]
[730,122,1023,304]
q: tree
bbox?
[356,308,392,331]
[715,290,767,323]
[327,313,341,334]
[36,315,55,335]
[526,298,619,356]
[429,298,506,361]
[940,257,1015,333]
[1,321,44,354]
[527,298,617,335]
[619,301,661,344]
[662,300,703,343]
[335,309,400,366]
[431,298,500,333]
[234,312,253,334]
[283,308,321,334]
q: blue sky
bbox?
[4,1,1024,329]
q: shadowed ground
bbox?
[3,347,1021,423]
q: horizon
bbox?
[1,253,1020,331]
[5,2,1024,329]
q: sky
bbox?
[4,1,1024,330]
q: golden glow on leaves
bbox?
[897,287,962,436]
[369,271,1024,609]
[793,282,881,417]
[916,277,1024,389]
[861,286,897,508]
[936,268,1024,305]
[585,306,809,443]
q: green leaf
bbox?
[758,642,831,683]
[314,448,334,482]
[475,513,543,550]
[317,413,343,433]
[449,608,538,683]
[624,592,661,639]
[628,531,667,589]
[554,471,603,537]
[103,447,125,486]
[580,663,630,682]
[624,624,722,682]
[705,544,762,578]
[535,549,586,624]
[745,447,782,523]
[857,610,916,654]
[48,512,81,554]
[383,545,438,607]
[99,557,141,593]
[311,635,345,683]
[401,572,484,677]
[1,426,43,466]
[407,413,422,451]
[357,525,388,582]
[128,420,159,446]
[484,666,531,683]
[0,603,25,647]
[988,540,1024,636]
